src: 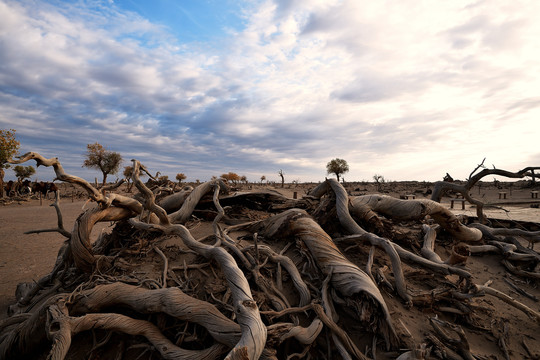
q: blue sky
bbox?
[1,0,540,183]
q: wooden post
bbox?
[39,191,42,206]
[293,191,297,199]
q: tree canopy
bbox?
[326,158,349,182]
[0,129,20,197]
[82,143,122,185]
[0,129,19,169]
[176,173,186,183]
[221,172,240,184]
[13,165,35,181]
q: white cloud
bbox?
[1,0,539,183]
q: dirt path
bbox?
[0,199,111,319]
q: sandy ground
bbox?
[0,198,111,319]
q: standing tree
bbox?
[176,173,187,184]
[278,169,284,188]
[0,129,20,197]
[326,158,349,182]
[221,172,240,185]
[13,165,35,181]
[260,175,266,185]
[83,143,123,186]
[373,173,385,192]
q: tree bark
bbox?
[242,208,398,347]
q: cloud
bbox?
[1,0,540,184]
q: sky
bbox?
[1,0,540,184]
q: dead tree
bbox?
[431,162,540,223]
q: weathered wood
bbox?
[46,300,227,360]
[70,282,242,346]
[242,208,398,347]
[311,179,411,304]
[350,194,482,242]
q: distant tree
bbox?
[326,158,349,182]
[83,143,123,186]
[240,175,248,185]
[373,174,385,192]
[123,166,134,192]
[278,169,284,188]
[221,172,240,184]
[176,173,187,184]
[0,129,20,197]
[260,175,266,185]
[13,165,35,181]
[123,166,133,179]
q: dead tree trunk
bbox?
[431,165,539,223]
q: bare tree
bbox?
[278,169,284,188]
[432,159,540,223]
[373,173,385,192]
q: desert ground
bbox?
[0,179,539,359]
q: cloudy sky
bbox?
[1,0,539,183]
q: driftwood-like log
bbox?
[421,224,443,263]
[244,244,311,307]
[334,234,472,279]
[473,281,540,323]
[431,165,539,223]
[159,185,194,213]
[350,194,482,242]
[130,220,267,359]
[71,206,135,272]
[311,179,411,304]
[168,179,229,224]
[242,208,398,348]
[126,162,267,360]
[470,223,540,247]
[24,200,71,238]
[46,300,227,360]
[69,282,242,347]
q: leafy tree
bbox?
[326,158,349,182]
[240,175,247,185]
[123,166,133,179]
[0,129,20,197]
[14,165,35,181]
[278,169,284,188]
[260,175,266,184]
[176,173,187,184]
[83,143,123,186]
[221,172,240,184]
